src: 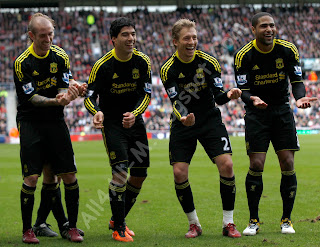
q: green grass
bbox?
[1,135,320,246]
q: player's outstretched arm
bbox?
[296,97,318,109]
[93,111,104,129]
[227,88,242,99]
[180,113,195,127]
[250,96,268,109]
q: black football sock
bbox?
[109,182,126,229]
[21,183,36,232]
[175,180,195,213]
[124,181,141,218]
[245,168,263,221]
[34,183,56,227]
[220,176,236,210]
[280,170,297,220]
[64,180,79,228]
[51,184,68,229]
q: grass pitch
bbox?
[0,135,320,246]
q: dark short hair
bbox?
[251,12,273,27]
[109,17,135,38]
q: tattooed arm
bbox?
[30,85,79,107]
[30,94,62,106]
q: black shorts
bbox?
[244,104,300,154]
[18,120,77,178]
[169,108,232,165]
[102,120,150,171]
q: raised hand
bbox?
[70,80,88,97]
[227,88,242,99]
[296,97,318,109]
[250,96,268,109]
[55,85,79,106]
[180,113,195,127]
[67,85,79,101]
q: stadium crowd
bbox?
[0,88,7,135]
[0,5,319,135]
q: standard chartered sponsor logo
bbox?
[254,72,280,85]
[255,72,278,80]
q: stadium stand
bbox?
[1,6,319,136]
[0,87,8,135]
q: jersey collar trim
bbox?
[175,50,196,63]
[112,48,132,62]
[28,43,50,59]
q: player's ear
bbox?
[251,26,256,36]
[28,31,34,41]
[173,39,178,48]
[111,36,117,45]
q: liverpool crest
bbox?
[275,58,284,69]
[132,68,140,79]
[196,68,204,79]
[50,63,58,73]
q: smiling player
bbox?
[160,19,242,239]
[234,12,318,236]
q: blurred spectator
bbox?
[0,88,7,135]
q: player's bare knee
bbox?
[24,175,39,187]
[60,173,77,184]
[112,163,128,185]
[277,150,294,171]
[221,161,234,176]
[112,173,127,185]
[280,158,294,171]
[173,169,188,183]
[43,174,58,184]
[42,164,57,183]
[129,176,146,187]
[215,154,234,176]
[250,159,265,170]
[172,162,189,182]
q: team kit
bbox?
[13,12,317,244]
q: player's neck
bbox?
[33,45,48,57]
[114,49,132,61]
[180,55,193,62]
[177,51,194,63]
[256,41,273,52]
